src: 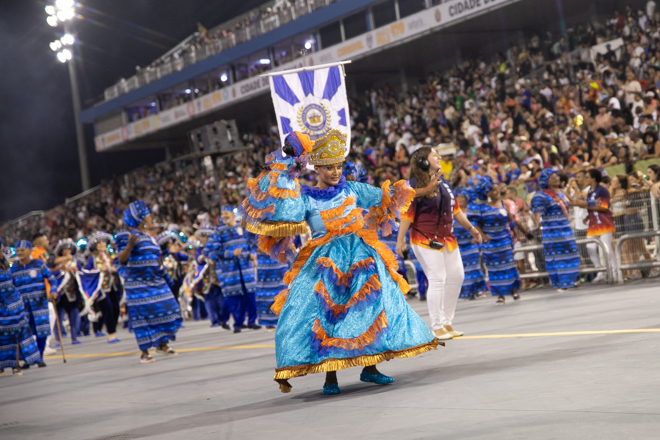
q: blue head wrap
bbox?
[221,205,235,212]
[156,231,177,248]
[54,238,77,256]
[123,200,150,228]
[15,240,33,250]
[537,168,556,190]
[283,132,313,157]
[344,162,369,183]
[87,231,113,251]
[453,186,473,204]
[474,176,494,201]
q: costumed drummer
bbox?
[396,146,482,341]
[116,201,183,364]
[11,240,59,367]
[85,232,121,344]
[240,130,440,395]
[48,239,84,346]
[0,238,41,376]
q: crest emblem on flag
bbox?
[268,65,351,154]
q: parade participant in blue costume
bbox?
[453,188,489,299]
[254,245,288,330]
[240,130,439,395]
[85,232,121,344]
[116,201,182,363]
[469,176,522,305]
[531,169,581,291]
[191,226,227,330]
[188,226,215,321]
[0,239,41,376]
[49,239,84,346]
[203,207,260,333]
[11,240,58,367]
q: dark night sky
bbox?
[0,0,267,221]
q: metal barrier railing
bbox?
[512,237,614,284]
[615,231,660,284]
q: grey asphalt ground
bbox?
[2,279,660,440]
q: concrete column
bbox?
[399,66,408,94]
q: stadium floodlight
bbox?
[304,41,312,50]
[56,0,75,9]
[220,74,228,82]
[61,48,73,60]
[45,5,56,15]
[259,59,271,65]
[50,40,63,51]
[61,33,75,45]
[185,89,191,94]
[57,7,75,21]
[47,15,58,26]
[194,88,199,93]
[57,51,67,63]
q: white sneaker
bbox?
[43,346,57,356]
[591,272,606,283]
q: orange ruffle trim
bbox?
[320,196,356,222]
[316,257,375,286]
[314,273,381,318]
[282,222,409,294]
[312,310,387,351]
[246,170,299,203]
[270,289,289,315]
[364,180,415,236]
[324,208,363,232]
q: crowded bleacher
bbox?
[4,5,660,283]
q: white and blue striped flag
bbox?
[268,64,350,153]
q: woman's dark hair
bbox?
[558,173,569,188]
[409,146,434,198]
[615,174,629,190]
[588,168,603,184]
[648,164,660,182]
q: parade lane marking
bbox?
[43,329,660,359]
[43,344,276,359]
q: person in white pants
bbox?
[568,169,617,283]
[396,146,482,340]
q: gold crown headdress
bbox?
[308,129,347,166]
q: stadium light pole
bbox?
[47,0,90,191]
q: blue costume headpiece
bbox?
[474,176,494,201]
[453,186,473,203]
[54,238,77,256]
[15,240,33,250]
[344,161,369,183]
[123,200,150,228]
[221,205,235,213]
[537,168,556,190]
[283,131,314,158]
[156,231,177,248]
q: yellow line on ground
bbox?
[42,329,660,359]
[43,344,275,360]
[456,329,660,339]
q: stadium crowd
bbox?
[4,5,660,262]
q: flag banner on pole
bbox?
[269,65,350,154]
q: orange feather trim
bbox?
[355,229,410,294]
[294,132,315,154]
[270,163,287,171]
[312,310,388,350]
[247,171,299,203]
[324,208,363,232]
[392,179,415,215]
[241,199,275,220]
[315,257,376,286]
[314,273,381,318]
[320,196,356,222]
[283,220,364,286]
[270,289,290,315]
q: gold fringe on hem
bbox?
[242,220,308,237]
[273,339,443,381]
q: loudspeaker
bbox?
[189,119,241,154]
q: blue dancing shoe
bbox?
[95,331,106,337]
[323,383,341,395]
[71,340,82,345]
[107,338,121,344]
[360,370,394,385]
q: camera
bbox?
[429,240,444,250]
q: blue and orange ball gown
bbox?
[240,151,439,385]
